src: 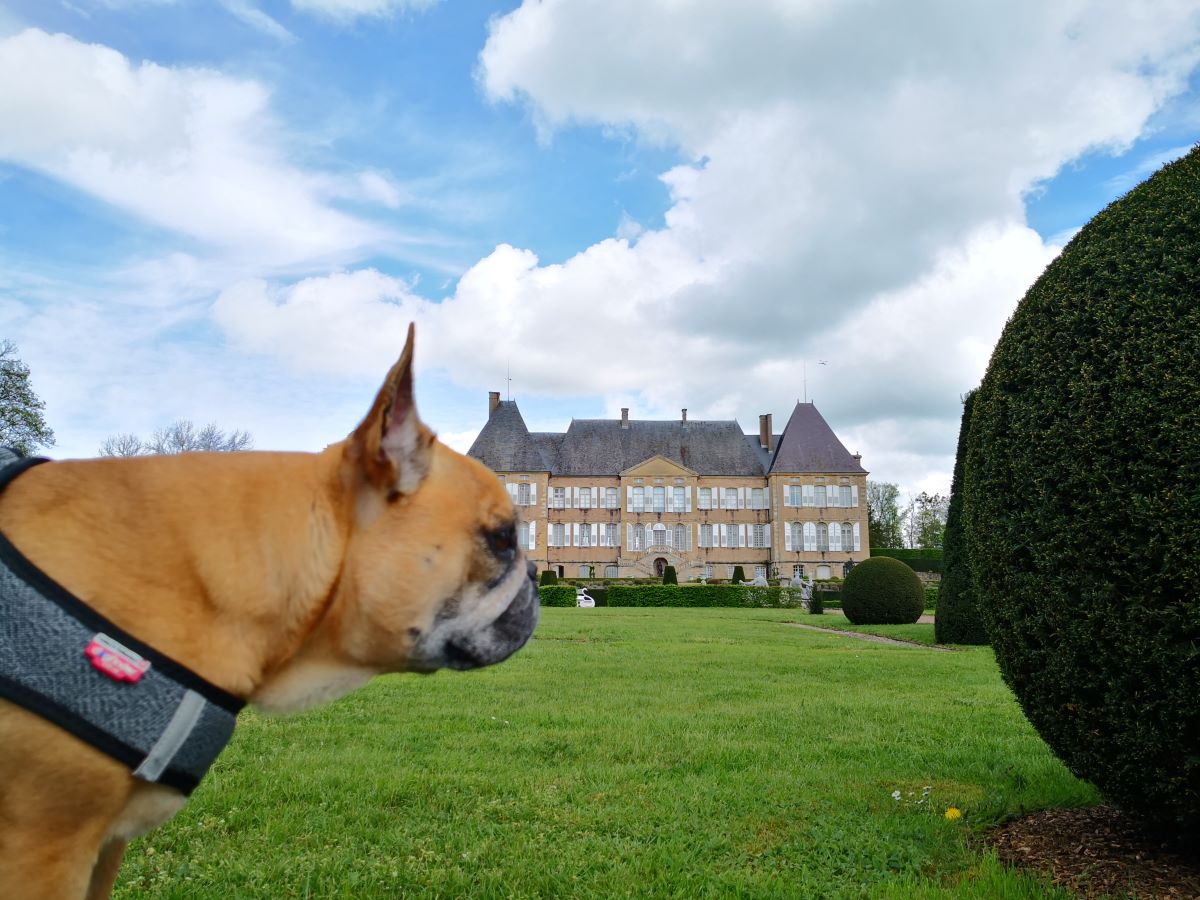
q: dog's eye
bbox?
[484,524,518,562]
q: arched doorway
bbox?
[654,557,668,577]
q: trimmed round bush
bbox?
[964,146,1200,832]
[936,390,989,646]
[840,556,923,624]
[538,569,558,586]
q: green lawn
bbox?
[114,609,1094,898]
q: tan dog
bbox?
[0,325,539,899]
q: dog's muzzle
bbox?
[415,560,539,672]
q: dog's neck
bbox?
[0,447,354,702]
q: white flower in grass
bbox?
[891,790,902,801]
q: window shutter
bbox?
[626,524,633,549]
[738,524,746,547]
[529,521,537,550]
[665,527,673,548]
[829,524,840,551]
[686,486,693,512]
[828,488,839,508]
[530,483,538,505]
[802,484,814,507]
[764,524,771,547]
[719,526,726,548]
[783,487,792,508]
[853,522,861,551]
[784,523,792,551]
[851,484,859,507]
[644,524,653,547]
[506,483,517,502]
[804,522,816,551]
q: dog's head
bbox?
[332,325,538,675]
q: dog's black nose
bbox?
[527,559,537,580]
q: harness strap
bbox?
[0,448,243,794]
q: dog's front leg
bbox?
[86,839,127,900]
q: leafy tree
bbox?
[0,341,55,455]
[902,492,949,550]
[866,481,903,548]
[100,420,252,457]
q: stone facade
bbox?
[468,393,869,581]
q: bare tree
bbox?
[98,433,145,458]
[99,420,252,457]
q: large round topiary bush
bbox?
[964,146,1200,832]
[935,390,989,646]
[840,556,924,624]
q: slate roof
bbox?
[468,399,863,477]
[769,402,866,474]
[552,419,766,476]
[466,401,550,472]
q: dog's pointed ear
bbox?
[349,323,436,497]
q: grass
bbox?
[114,608,1095,898]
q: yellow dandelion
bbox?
[944,807,962,821]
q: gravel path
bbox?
[786,621,952,651]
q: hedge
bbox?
[606,584,806,609]
[870,548,944,574]
[964,145,1200,832]
[935,390,988,645]
[537,585,577,607]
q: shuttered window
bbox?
[578,487,592,509]
[816,523,829,552]
[698,487,712,509]
[550,487,566,509]
[700,524,714,548]
[652,487,666,513]
[674,524,688,550]
[518,483,532,506]
[725,524,739,547]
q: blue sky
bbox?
[1,0,1198,499]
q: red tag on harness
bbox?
[85,633,150,683]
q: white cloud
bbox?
[290,0,440,22]
[218,0,297,43]
[0,29,386,267]
[212,1,1200,496]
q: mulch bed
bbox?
[982,805,1200,898]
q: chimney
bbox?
[759,414,773,451]
[488,391,501,416]
[681,408,688,423]
[621,408,629,429]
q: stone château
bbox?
[467,392,869,581]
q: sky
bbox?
[1,0,1198,501]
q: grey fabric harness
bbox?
[0,448,243,794]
